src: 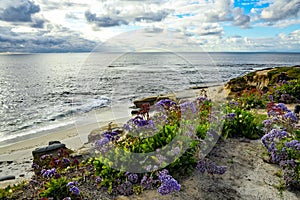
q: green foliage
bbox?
[222,104,266,139]
[38,177,70,200]
[235,88,268,109]
[269,79,300,103]
[267,66,300,84]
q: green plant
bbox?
[222,104,265,139]
[38,177,71,199]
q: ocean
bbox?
[0,52,299,145]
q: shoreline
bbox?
[0,85,226,188]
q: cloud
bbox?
[232,8,250,28]
[0,25,96,53]
[261,0,300,21]
[0,0,40,22]
[135,10,169,22]
[85,10,128,27]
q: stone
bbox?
[0,175,15,182]
[48,141,61,145]
[294,105,300,115]
[133,94,176,108]
[32,143,66,159]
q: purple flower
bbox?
[277,103,290,112]
[268,95,274,102]
[141,175,157,190]
[196,160,226,175]
[285,140,300,151]
[284,112,298,122]
[170,146,181,156]
[63,198,71,200]
[42,168,56,178]
[117,181,133,196]
[180,101,197,115]
[63,158,70,164]
[226,113,236,120]
[157,169,181,195]
[66,181,78,187]
[196,160,206,173]
[70,186,80,195]
[156,99,177,108]
[32,163,39,169]
[95,137,110,150]
[127,173,138,183]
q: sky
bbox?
[0,0,299,53]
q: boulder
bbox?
[0,175,15,182]
[133,94,176,108]
[32,142,66,160]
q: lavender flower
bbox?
[66,181,78,187]
[179,101,197,115]
[70,186,80,195]
[127,173,138,183]
[117,181,133,196]
[32,163,39,169]
[196,160,206,173]
[226,113,236,120]
[63,198,71,200]
[42,168,56,178]
[284,112,298,122]
[285,140,300,151]
[157,169,180,195]
[170,146,181,156]
[95,176,102,184]
[196,160,227,175]
[268,95,274,102]
[155,99,177,108]
[63,158,70,164]
[141,175,157,190]
[95,137,110,150]
[103,131,119,140]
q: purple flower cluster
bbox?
[156,99,177,109]
[117,181,133,196]
[102,130,119,140]
[268,103,291,117]
[196,159,227,175]
[285,140,300,151]
[126,173,138,183]
[41,168,56,178]
[67,181,80,195]
[94,137,110,150]
[261,129,290,163]
[157,169,181,195]
[141,175,158,190]
[226,113,236,120]
[261,129,288,151]
[179,101,197,116]
[284,112,298,122]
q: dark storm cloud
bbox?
[0,0,40,22]
[85,10,129,27]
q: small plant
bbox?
[221,102,265,139]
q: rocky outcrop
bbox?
[133,94,177,108]
[225,66,300,97]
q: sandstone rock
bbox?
[133,94,176,108]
